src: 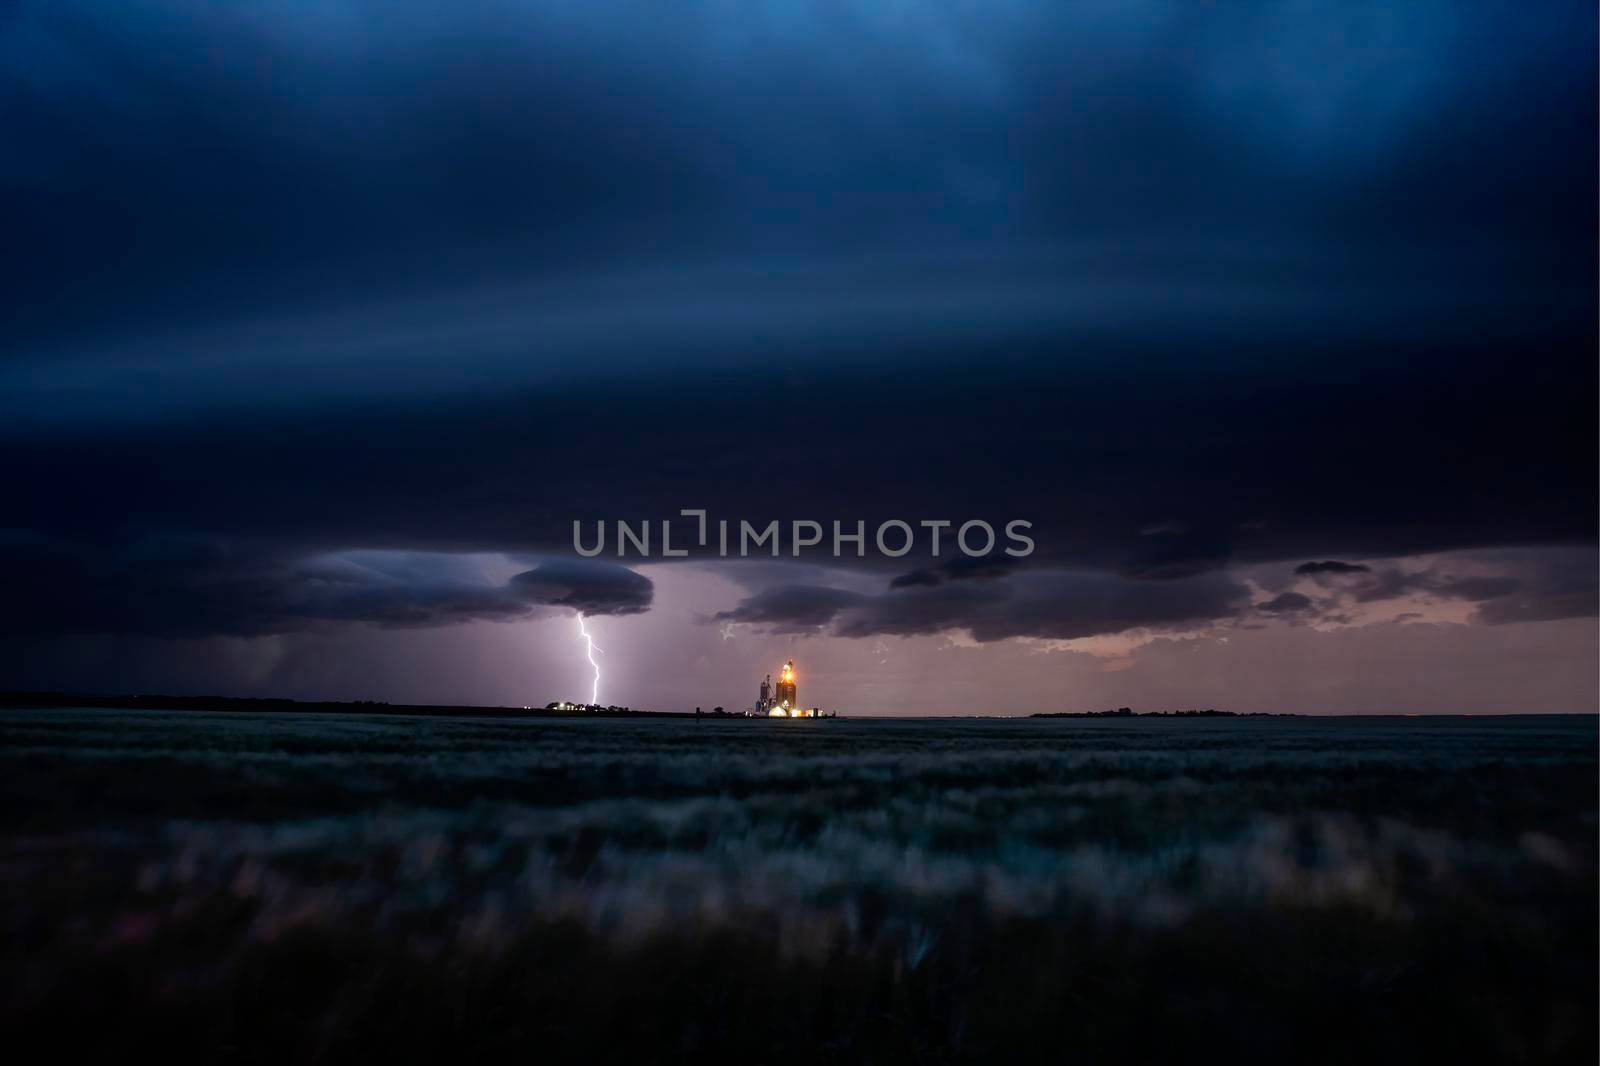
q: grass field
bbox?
[1,710,1594,1063]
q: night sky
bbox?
[3,2,1595,714]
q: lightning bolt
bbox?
[576,614,602,705]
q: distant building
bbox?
[775,660,797,708]
[763,658,819,717]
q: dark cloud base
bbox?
[718,570,1253,643]
[0,540,650,640]
[0,2,1593,696]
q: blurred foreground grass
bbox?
[1,711,1594,1063]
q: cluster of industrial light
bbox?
[764,661,817,716]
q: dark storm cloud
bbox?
[888,570,943,590]
[0,2,1594,659]
[919,571,1252,643]
[888,554,1020,589]
[1466,550,1599,626]
[1475,587,1600,626]
[0,311,1591,649]
[1295,561,1372,576]
[0,539,651,638]
[1256,592,1315,615]
[509,560,653,617]
[834,582,1015,640]
[1118,524,1234,580]
[1349,569,1521,605]
[3,1,1592,352]
[718,570,1251,644]
[1271,548,1597,628]
[713,586,869,633]
[942,555,1022,582]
